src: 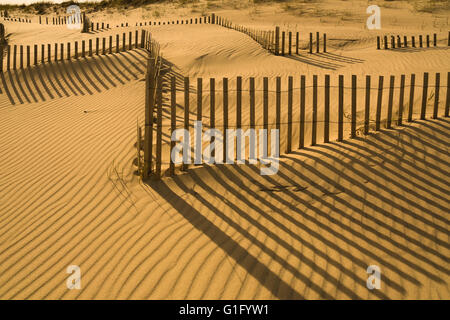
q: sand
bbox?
[0,0,449,299]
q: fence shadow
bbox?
[0,49,148,105]
[144,118,449,299]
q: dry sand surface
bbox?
[0,0,449,299]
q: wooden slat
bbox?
[445,72,450,117]
[250,77,255,130]
[397,74,405,125]
[223,77,228,162]
[299,75,305,148]
[386,75,395,128]
[155,76,163,179]
[407,74,415,122]
[351,75,357,137]
[312,75,317,145]
[210,78,215,160]
[183,77,190,170]
[324,74,330,142]
[375,76,384,130]
[432,73,440,119]
[338,75,344,140]
[420,72,428,120]
[364,75,370,134]
[287,76,293,152]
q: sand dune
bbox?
[0,0,449,300]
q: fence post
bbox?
[195,78,202,165]
[109,35,112,54]
[54,43,58,62]
[89,39,92,56]
[263,77,269,157]
[276,77,281,137]
[141,30,145,48]
[419,35,423,47]
[288,31,292,55]
[135,30,138,48]
[96,37,99,55]
[384,35,388,49]
[299,75,306,148]
[155,76,163,179]
[309,32,313,53]
[250,77,255,132]
[12,45,16,70]
[34,44,37,65]
[236,76,242,157]
[337,75,344,140]
[40,44,44,65]
[183,77,190,171]
[377,36,380,49]
[412,36,415,47]
[75,41,78,59]
[391,36,395,49]
[143,60,152,179]
[426,34,430,47]
[351,75,357,138]
[323,33,327,52]
[137,121,141,176]
[375,76,384,131]
[387,75,395,128]
[316,32,320,53]
[25,45,30,67]
[445,72,450,117]
[20,45,23,69]
[210,78,215,161]
[364,75,370,135]
[223,77,229,162]
[169,77,176,176]
[432,73,440,119]
[296,32,299,54]
[404,36,408,47]
[420,72,428,119]
[122,32,126,52]
[319,74,329,144]
[397,35,401,48]
[82,40,85,57]
[275,26,280,55]
[287,76,293,152]
[60,43,64,61]
[407,74,415,122]
[312,75,317,145]
[398,74,405,125]
[116,34,119,53]
[433,33,437,47]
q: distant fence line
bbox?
[137,71,450,180]
[213,14,326,55]
[377,32,450,49]
[0,29,152,72]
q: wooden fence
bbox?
[137,72,450,180]
[0,29,150,72]
[376,32,449,49]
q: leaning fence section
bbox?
[136,72,450,180]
